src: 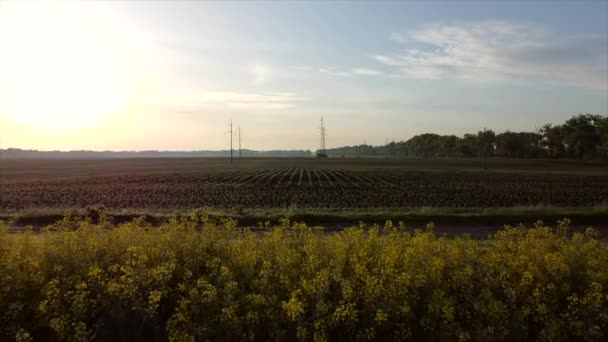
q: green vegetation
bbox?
[4,205,608,230]
[1,217,607,341]
[329,114,608,159]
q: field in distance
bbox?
[1,158,607,212]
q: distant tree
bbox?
[561,114,602,159]
[539,124,565,158]
[401,134,463,158]
[596,116,608,159]
[406,134,441,157]
[477,129,495,169]
[495,131,542,158]
[440,135,463,157]
[385,141,398,156]
[478,129,496,156]
[321,114,606,160]
[495,131,517,157]
[461,134,479,157]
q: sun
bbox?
[0,2,132,131]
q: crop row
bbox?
[142,168,400,188]
[1,169,607,209]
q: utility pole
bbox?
[230,120,233,164]
[481,127,487,170]
[321,117,326,151]
[238,126,242,160]
[360,138,366,158]
[385,138,388,157]
[225,120,233,164]
[317,116,327,158]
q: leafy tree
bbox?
[385,141,398,156]
[461,134,479,157]
[405,134,442,157]
[597,116,608,158]
[478,129,496,156]
[561,114,602,159]
[439,135,463,157]
[495,131,543,158]
[325,114,606,160]
[539,124,565,158]
[400,134,463,158]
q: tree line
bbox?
[326,114,608,160]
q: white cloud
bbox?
[228,102,293,110]
[319,67,383,77]
[251,63,270,85]
[376,21,608,90]
[319,68,353,77]
[147,89,307,111]
[402,66,444,80]
[352,68,382,76]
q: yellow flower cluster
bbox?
[0,217,606,341]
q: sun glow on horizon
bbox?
[0,2,137,132]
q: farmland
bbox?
[1,158,607,212]
[2,218,608,341]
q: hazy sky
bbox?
[0,1,606,151]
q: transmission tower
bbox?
[317,117,327,158]
[238,126,242,160]
[321,117,326,151]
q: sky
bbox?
[0,1,606,151]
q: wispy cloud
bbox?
[228,102,293,110]
[146,89,308,111]
[352,68,382,76]
[319,67,383,77]
[319,68,353,77]
[375,21,608,89]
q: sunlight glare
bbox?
[0,2,132,131]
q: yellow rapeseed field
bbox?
[1,216,606,341]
